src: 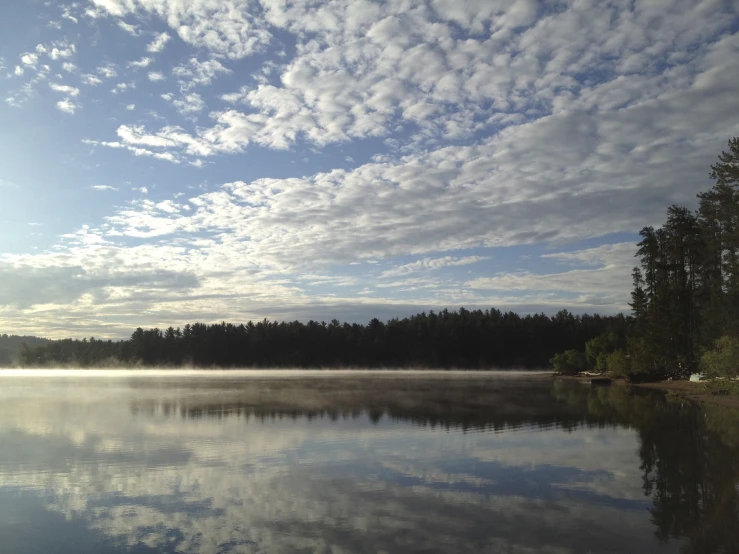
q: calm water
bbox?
[0,371,737,554]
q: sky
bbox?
[0,0,738,338]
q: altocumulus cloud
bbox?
[0,0,738,336]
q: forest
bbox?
[552,138,739,380]
[13,309,627,369]
[0,334,52,367]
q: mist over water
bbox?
[0,372,736,553]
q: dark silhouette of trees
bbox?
[16,308,628,369]
[0,334,52,366]
[627,138,739,375]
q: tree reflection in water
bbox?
[132,374,739,552]
[553,381,739,553]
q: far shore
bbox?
[0,367,555,377]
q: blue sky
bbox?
[1,0,738,337]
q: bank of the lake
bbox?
[556,374,739,409]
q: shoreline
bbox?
[556,375,739,409]
[628,380,739,409]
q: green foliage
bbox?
[626,336,654,376]
[585,331,624,371]
[550,349,588,375]
[702,380,739,397]
[700,336,739,379]
[595,352,609,372]
[605,349,631,378]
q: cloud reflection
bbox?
[0,373,680,553]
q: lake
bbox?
[0,370,736,553]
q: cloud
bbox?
[82,139,180,163]
[146,32,171,53]
[117,20,139,35]
[172,58,231,90]
[48,43,75,60]
[62,62,77,72]
[81,74,102,85]
[467,243,637,311]
[112,82,134,94]
[61,5,78,23]
[126,104,135,111]
[2,0,739,333]
[14,66,23,76]
[56,98,80,114]
[169,93,205,114]
[128,57,152,69]
[147,71,165,81]
[49,83,81,97]
[381,256,490,278]
[87,0,738,160]
[97,64,117,78]
[92,185,118,191]
[20,53,39,66]
[88,0,271,59]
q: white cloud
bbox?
[82,139,180,163]
[172,58,231,90]
[62,62,78,72]
[126,104,135,111]
[14,66,24,76]
[56,98,80,114]
[97,64,117,79]
[147,71,165,82]
[381,256,489,278]
[92,185,118,191]
[88,0,738,158]
[49,43,75,60]
[20,53,39,66]
[49,83,80,97]
[81,74,103,85]
[88,0,271,59]
[112,82,134,94]
[168,93,205,114]
[61,6,79,23]
[117,20,139,35]
[128,57,152,69]
[146,32,171,53]
[467,243,637,311]
[2,0,739,332]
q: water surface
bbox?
[0,370,737,553]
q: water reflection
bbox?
[0,372,736,553]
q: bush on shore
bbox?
[606,349,631,378]
[550,350,588,375]
[701,336,739,379]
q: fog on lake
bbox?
[0,370,736,553]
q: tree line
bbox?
[0,334,52,367]
[552,138,739,379]
[16,308,628,369]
